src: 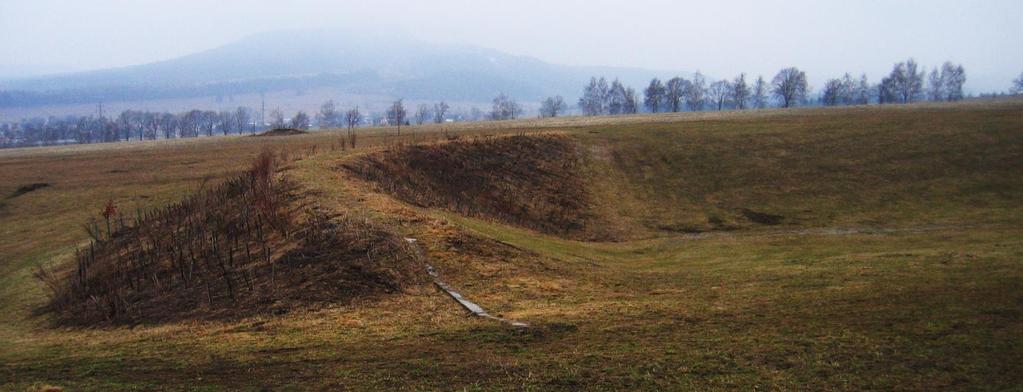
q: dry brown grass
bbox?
[1,100,1022,390]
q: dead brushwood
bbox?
[39,150,426,326]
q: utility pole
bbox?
[260,93,265,130]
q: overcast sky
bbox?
[1,0,1021,92]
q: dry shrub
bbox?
[39,148,425,326]
[343,134,606,239]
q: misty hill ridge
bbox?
[0,29,687,106]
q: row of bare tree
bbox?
[1,107,261,147]
[579,69,801,116]
[5,62,1015,149]
[633,60,969,114]
[378,95,518,135]
[1,102,368,148]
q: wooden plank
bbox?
[410,238,528,328]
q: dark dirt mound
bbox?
[343,134,608,240]
[37,151,425,326]
[739,208,785,225]
[9,183,50,198]
[255,128,308,137]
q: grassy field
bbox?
[1,99,1022,390]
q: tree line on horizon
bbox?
[3,61,1022,149]
[0,94,499,148]
[1,107,262,147]
[560,59,971,118]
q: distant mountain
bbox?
[0,64,81,81]
[0,29,688,108]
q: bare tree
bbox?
[127,110,146,141]
[941,62,966,101]
[291,111,311,130]
[821,73,857,106]
[160,112,177,139]
[316,100,340,128]
[771,67,808,108]
[684,72,706,111]
[433,101,449,123]
[822,78,843,106]
[409,103,429,124]
[644,78,665,113]
[751,75,768,109]
[234,107,251,134]
[116,111,134,142]
[608,79,629,115]
[927,69,945,102]
[903,59,924,103]
[1013,72,1023,95]
[707,80,732,111]
[854,74,871,105]
[135,111,148,140]
[413,103,429,124]
[143,112,162,139]
[179,110,199,137]
[883,59,924,103]
[128,110,146,141]
[344,106,362,147]
[268,108,286,129]
[217,111,234,135]
[731,74,750,110]
[878,76,898,104]
[838,73,856,105]
[386,99,406,135]
[579,77,610,115]
[345,107,362,130]
[200,111,217,136]
[540,96,566,118]
[665,77,686,112]
[622,87,639,114]
[490,93,522,120]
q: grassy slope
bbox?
[442,211,1023,390]
[1,100,1022,390]
[579,104,1023,235]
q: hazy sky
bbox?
[1,0,1021,91]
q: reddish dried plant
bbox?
[102,199,117,236]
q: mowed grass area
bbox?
[1,100,1022,390]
